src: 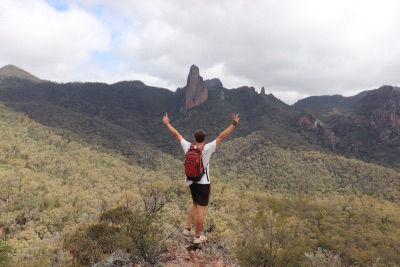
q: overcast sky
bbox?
[1,0,400,104]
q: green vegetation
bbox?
[0,87,400,266]
[305,248,345,267]
[232,192,400,266]
[0,239,15,267]
[65,206,167,265]
[0,103,180,265]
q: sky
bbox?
[1,0,400,105]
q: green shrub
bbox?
[0,239,15,267]
[65,206,166,265]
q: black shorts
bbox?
[189,183,211,206]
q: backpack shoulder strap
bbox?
[198,145,208,181]
[189,144,204,151]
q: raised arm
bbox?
[163,113,183,142]
[216,114,239,146]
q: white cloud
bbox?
[0,0,110,81]
[2,0,400,104]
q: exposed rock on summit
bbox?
[182,65,208,111]
[260,87,267,100]
[92,231,239,267]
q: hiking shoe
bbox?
[183,228,195,237]
[193,235,207,244]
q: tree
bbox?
[235,196,311,266]
[0,239,15,267]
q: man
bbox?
[162,112,239,244]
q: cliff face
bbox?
[355,85,400,141]
[295,112,338,149]
[92,231,239,267]
[182,65,208,111]
[293,85,400,157]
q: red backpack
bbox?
[184,144,206,182]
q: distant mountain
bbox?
[294,85,400,167]
[292,91,369,115]
[0,64,42,84]
[0,64,308,162]
[0,64,398,169]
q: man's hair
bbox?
[194,130,206,143]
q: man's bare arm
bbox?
[216,114,239,146]
[163,113,183,142]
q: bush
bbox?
[0,239,15,267]
[126,210,166,264]
[65,206,166,265]
[305,247,345,267]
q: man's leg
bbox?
[195,204,206,237]
[185,202,197,229]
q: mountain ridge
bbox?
[0,64,399,169]
[1,63,381,108]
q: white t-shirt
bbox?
[181,139,217,185]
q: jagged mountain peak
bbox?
[0,64,42,83]
[356,85,400,113]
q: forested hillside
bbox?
[1,102,400,266]
[0,103,181,265]
[1,65,400,266]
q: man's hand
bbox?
[216,113,239,146]
[162,112,183,141]
[163,113,170,125]
[232,113,239,126]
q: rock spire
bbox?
[182,65,208,111]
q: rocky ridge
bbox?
[1,63,399,168]
[92,231,239,267]
[294,85,400,158]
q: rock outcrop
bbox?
[92,250,134,267]
[204,78,223,89]
[260,87,267,100]
[182,65,208,112]
[355,85,400,141]
[295,112,338,149]
[92,231,239,267]
[236,86,257,96]
[296,112,317,128]
[159,231,239,266]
